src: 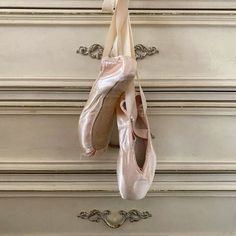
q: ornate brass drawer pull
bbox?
[77,44,159,60]
[77,209,152,229]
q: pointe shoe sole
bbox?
[78,56,137,157]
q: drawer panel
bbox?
[0,10,236,88]
[1,9,236,172]
[0,0,236,9]
[0,194,236,236]
[1,95,236,172]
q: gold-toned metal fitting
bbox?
[76,44,104,60]
[77,209,152,229]
[77,44,159,60]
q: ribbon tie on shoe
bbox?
[102,0,116,12]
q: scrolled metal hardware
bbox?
[76,44,104,60]
[134,44,159,60]
[77,44,159,60]
[77,209,152,229]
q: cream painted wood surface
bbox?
[0,172,236,235]
[0,10,236,88]
[1,0,236,9]
[1,5,236,236]
[1,100,236,172]
[0,9,236,171]
[2,173,236,192]
[0,194,236,236]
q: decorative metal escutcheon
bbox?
[77,44,159,60]
[77,209,152,229]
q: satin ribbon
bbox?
[102,0,148,123]
[102,0,132,58]
[102,0,116,12]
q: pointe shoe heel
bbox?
[78,56,137,157]
[116,94,157,200]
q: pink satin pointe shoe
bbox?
[78,55,137,157]
[116,94,156,200]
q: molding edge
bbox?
[1,77,236,89]
[1,161,236,172]
[0,10,236,25]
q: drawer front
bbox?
[1,94,236,172]
[1,9,236,172]
[0,171,235,235]
[0,10,236,88]
[0,193,236,236]
[0,8,235,236]
[0,0,236,9]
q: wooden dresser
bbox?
[0,1,236,235]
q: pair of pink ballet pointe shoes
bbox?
[78,55,156,200]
